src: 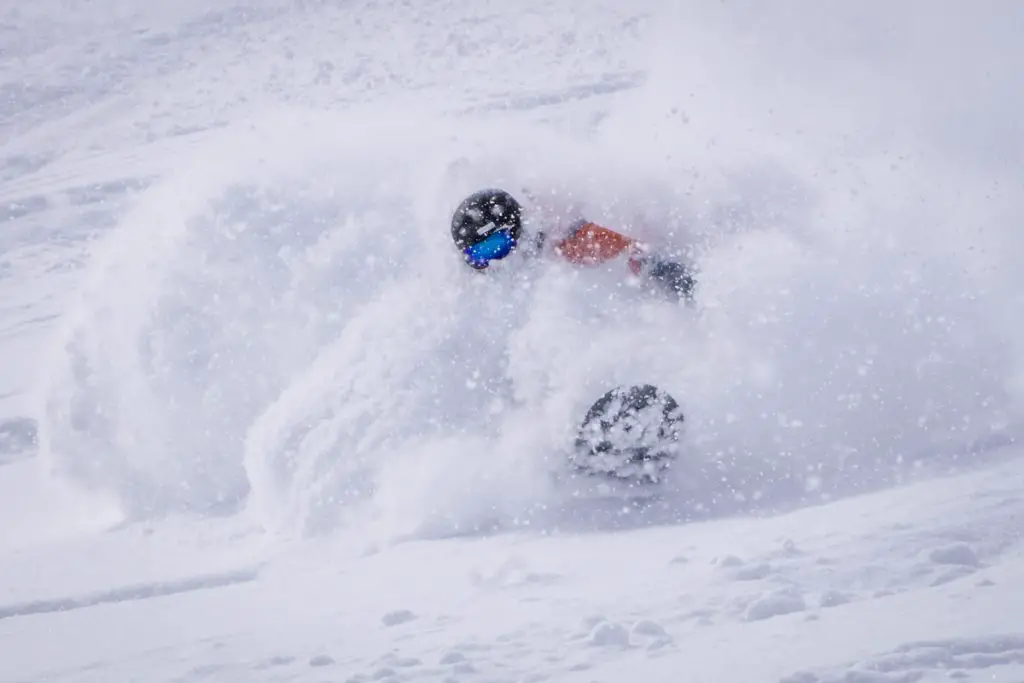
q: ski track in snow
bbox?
[1,1,1023,682]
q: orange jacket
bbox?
[551,221,646,275]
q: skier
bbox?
[449,188,691,483]
[450,188,696,301]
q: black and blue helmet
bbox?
[450,188,523,250]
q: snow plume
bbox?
[591,0,1024,509]
[35,108,448,524]
[35,3,1024,540]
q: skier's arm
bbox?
[553,220,696,301]
[552,221,640,265]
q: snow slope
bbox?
[2,452,1023,683]
[1,1,1022,681]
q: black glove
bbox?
[643,257,696,302]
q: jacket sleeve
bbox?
[552,221,642,265]
[551,220,696,300]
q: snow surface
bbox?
[1,1,1023,681]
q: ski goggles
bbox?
[462,228,517,269]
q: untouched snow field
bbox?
[1,1,1022,682]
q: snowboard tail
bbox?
[570,384,684,484]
